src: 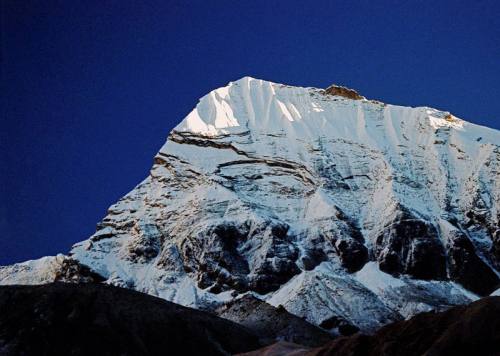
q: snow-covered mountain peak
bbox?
[2,77,499,333]
[175,76,376,137]
[174,77,491,144]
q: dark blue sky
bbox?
[2,0,499,265]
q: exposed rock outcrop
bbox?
[445,229,499,295]
[324,85,364,100]
[182,220,300,294]
[374,208,447,280]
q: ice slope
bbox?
[2,77,499,331]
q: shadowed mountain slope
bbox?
[240,297,500,356]
[0,283,260,356]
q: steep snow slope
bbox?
[2,77,499,331]
[0,255,66,285]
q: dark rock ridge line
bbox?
[0,283,259,356]
[239,296,500,356]
[215,295,333,347]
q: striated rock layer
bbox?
[2,77,499,331]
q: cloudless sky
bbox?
[1,0,499,265]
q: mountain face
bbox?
[2,77,499,332]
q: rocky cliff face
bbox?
[1,77,499,332]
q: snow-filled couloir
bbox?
[2,77,499,332]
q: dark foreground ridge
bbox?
[0,283,259,356]
[215,295,333,347]
[240,296,500,356]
